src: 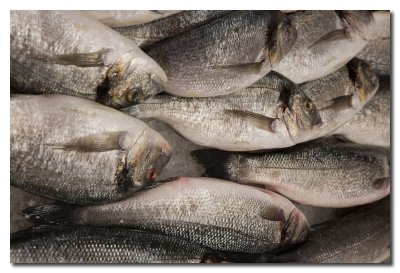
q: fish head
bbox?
[280,86,322,142]
[268,14,298,65]
[281,208,310,247]
[103,51,167,108]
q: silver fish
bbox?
[147,11,297,97]
[115,10,232,48]
[269,197,390,263]
[124,81,321,151]
[332,76,390,147]
[11,94,171,204]
[11,10,167,108]
[273,11,373,83]
[11,226,229,263]
[83,10,181,27]
[356,11,390,75]
[192,140,390,208]
[23,177,310,254]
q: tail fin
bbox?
[22,204,76,225]
[190,149,232,179]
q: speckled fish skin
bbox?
[332,76,390,147]
[11,226,227,263]
[356,11,390,75]
[83,10,181,27]
[115,11,233,48]
[192,140,390,208]
[124,81,321,151]
[11,10,167,108]
[147,11,297,97]
[23,177,310,254]
[10,94,171,204]
[269,197,390,263]
[273,11,373,84]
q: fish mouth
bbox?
[347,58,379,104]
[281,208,310,247]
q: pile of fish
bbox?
[10,10,390,264]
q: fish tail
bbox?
[22,204,76,225]
[190,149,231,179]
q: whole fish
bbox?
[11,226,229,263]
[11,10,167,108]
[115,10,232,48]
[269,197,390,263]
[83,10,181,27]
[124,81,321,151]
[191,140,390,208]
[332,76,390,147]
[147,11,297,97]
[11,94,171,204]
[273,11,374,83]
[23,177,310,254]
[356,11,390,75]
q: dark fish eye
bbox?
[304,101,313,110]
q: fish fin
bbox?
[260,204,286,222]
[308,29,351,50]
[48,131,128,152]
[31,48,112,67]
[23,204,76,225]
[11,225,57,241]
[223,109,277,133]
[190,149,231,178]
[320,94,354,111]
[206,60,265,74]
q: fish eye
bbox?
[304,101,313,110]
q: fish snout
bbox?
[281,208,310,247]
[348,59,379,104]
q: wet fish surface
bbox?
[269,197,390,263]
[273,11,374,83]
[11,94,171,204]
[332,76,390,147]
[115,11,232,48]
[83,10,181,27]
[11,226,228,263]
[11,10,167,108]
[192,140,390,208]
[124,79,321,151]
[23,177,310,254]
[147,11,297,97]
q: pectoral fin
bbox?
[223,109,276,133]
[308,29,350,50]
[206,60,265,74]
[48,131,127,152]
[32,48,112,67]
[320,94,354,111]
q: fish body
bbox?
[11,10,167,108]
[115,11,232,48]
[147,11,297,97]
[11,226,225,263]
[192,141,390,208]
[269,197,390,263]
[24,177,310,254]
[10,94,171,204]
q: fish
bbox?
[10,10,167,108]
[124,79,321,151]
[146,11,297,97]
[191,139,390,208]
[356,11,390,75]
[269,197,390,263]
[83,10,181,27]
[273,11,374,83]
[10,94,171,204]
[23,177,310,254]
[114,10,233,48]
[10,226,231,263]
[332,76,390,147]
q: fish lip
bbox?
[281,208,310,247]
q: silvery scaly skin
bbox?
[23,177,310,254]
[273,11,374,84]
[147,11,297,97]
[356,11,390,75]
[332,76,390,147]
[83,10,181,27]
[10,10,167,108]
[191,140,390,208]
[114,10,232,48]
[10,226,229,263]
[125,82,321,151]
[269,197,390,263]
[10,94,171,204]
